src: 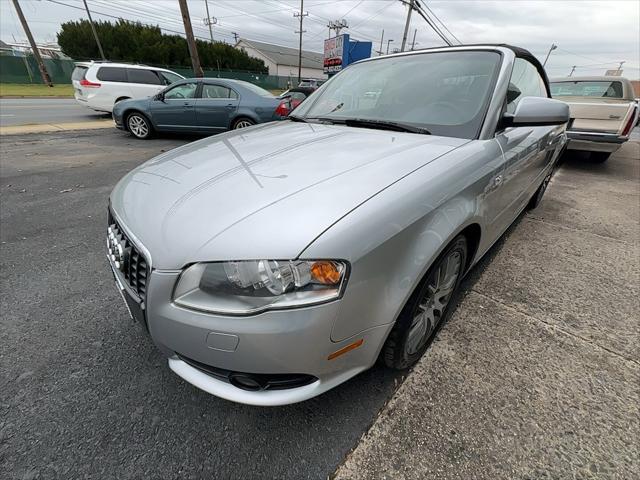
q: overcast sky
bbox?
[1,0,638,77]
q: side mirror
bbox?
[503,96,569,127]
[154,92,165,102]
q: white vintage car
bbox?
[550,76,638,162]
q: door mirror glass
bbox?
[503,96,570,127]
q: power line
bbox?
[419,2,461,44]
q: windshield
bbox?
[293,51,502,139]
[550,81,623,98]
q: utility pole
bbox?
[82,0,106,60]
[231,32,239,43]
[569,65,576,76]
[203,0,217,43]
[376,29,384,55]
[11,0,52,86]
[400,0,414,52]
[542,43,557,67]
[327,19,348,38]
[178,0,203,77]
[294,0,308,83]
[386,39,394,55]
[410,28,417,50]
[616,61,625,74]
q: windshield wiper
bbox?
[288,115,308,122]
[342,118,431,135]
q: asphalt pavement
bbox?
[1,128,638,479]
[0,98,108,127]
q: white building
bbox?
[235,38,326,79]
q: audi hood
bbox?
[110,121,467,269]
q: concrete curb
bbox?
[0,119,114,136]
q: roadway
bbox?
[0,98,109,127]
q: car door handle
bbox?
[225,104,235,109]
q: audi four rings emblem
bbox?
[107,226,129,272]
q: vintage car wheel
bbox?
[591,152,611,163]
[127,112,153,140]
[382,235,467,370]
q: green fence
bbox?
[0,56,291,90]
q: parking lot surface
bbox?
[1,129,638,479]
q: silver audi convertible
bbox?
[107,45,569,406]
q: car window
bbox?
[127,68,162,85]
[96,67,127,82]
[236,81,274,97]
[289,92,307,101]
[164,82,198,100]
[550,81,623,98]
[158,71,184,86]
[202,84,238,99]
[294,51,502,139]
[72,66,88,81]
[506,58,547,113]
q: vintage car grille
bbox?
[107,211,149,301]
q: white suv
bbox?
[72,62,184,113]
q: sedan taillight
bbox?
[80,78,101,88]
[275,100,290,117]
[621,106,637,137]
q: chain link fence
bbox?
[0,56,294,90]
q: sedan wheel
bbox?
[382,235,467,369]
[233,118,255,129]
[127,113,152,139]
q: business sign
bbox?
[324,34,347,74]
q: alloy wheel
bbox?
[405,249,462,355]
[128,115,149,138]
[234,119,254,129]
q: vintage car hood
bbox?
[110,121,467,269]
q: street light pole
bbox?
[386,39,394,55]
[542,43,557,67]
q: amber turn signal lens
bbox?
[328,339,364,360]
[310,261,342,285]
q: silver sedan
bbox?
[107,45,569,406]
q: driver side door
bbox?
[149,81,199,131]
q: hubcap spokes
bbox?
[236,121,252,129]
[129,116,147,137]
[406,251,462,355]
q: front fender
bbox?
[300,140,501,342]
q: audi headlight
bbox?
[173,260,348,315]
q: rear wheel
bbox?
[382,235,467,370]
[527,171,552,210]
[127,112,153,139]
[232,117,255,129]
[591,152,611,163]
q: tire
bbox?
[527,170,552,210]
[382,235,468,370]
[232,117,255,129]
[590,152,611,163]
[126,112,153,139]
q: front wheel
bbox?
[127,112,153,139]
[382,235,467,370]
